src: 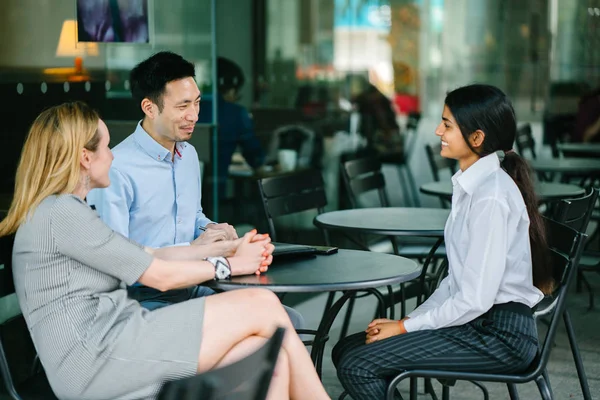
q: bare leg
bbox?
[214,336,290,400]
[198,288,329,399]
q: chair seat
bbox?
[579,252,600,269]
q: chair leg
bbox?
[468,381,489,400]
[506,383,520,400]
[563,310,592,400]
[339,295,356,340]
[441,384,450,400]
[579,272,595,310]
[402,164,421,207]
[338,391,349,400]
[534,375,553,400]
[576,269,583,292]
[319,292,337,342]
[424,378,438,400]
[409,377,418,400]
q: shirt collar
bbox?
[453,152,501,196]
[133,121,188,162]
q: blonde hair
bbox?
[0,102,100,236]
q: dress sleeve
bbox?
[403,197,510,332]
[50,196,153,285]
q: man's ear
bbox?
[469,129,486,150]
[141,98,156,119]
[80,148,92,171]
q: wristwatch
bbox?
[205,256,231,280]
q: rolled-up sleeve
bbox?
[51,196,153,285]
[404,198,509,332]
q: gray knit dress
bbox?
[12,195,206,400]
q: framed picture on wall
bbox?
[77,0,151,43]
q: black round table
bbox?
[557,143,600,158]
[529,158,600,174]
[314,208,448,326]
[420,181,585,202]
[206,249,419,378]
[313,207,449,237]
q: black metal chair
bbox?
[158,327,285,400]
[0,234,58,400]
[424,144,457,208]
[256,168,331,348]
[257,168,328,243]
[375,112,422,207]
[339,157,445,318]
[515,123,537,159]
[552,187,600,310]
[385,218,590,400]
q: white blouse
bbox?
[404,153,544,332]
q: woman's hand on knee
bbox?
[365,317,408,344]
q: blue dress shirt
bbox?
[87,122,213,248]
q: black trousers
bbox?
[332,303,538,400]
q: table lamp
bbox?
[53,19,98,78]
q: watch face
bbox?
[215,263,229,279]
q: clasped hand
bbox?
[365,317,408,344]
[228,230,274,276]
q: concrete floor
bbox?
[285,271,600,400]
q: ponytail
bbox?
[501,152,554,294]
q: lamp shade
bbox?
[56,20,98,57]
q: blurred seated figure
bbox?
[199,57,266,197]
[573,86,600,143]
[352,84,404,161]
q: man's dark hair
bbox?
[217,57,245,95]
[129,51,196,111]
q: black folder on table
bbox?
[272,242,317,259]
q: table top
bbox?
[556,143,600,157]
[314,207,449,237]
[529,158,600,173]
[205,249,420,293]
[420,181,585,201]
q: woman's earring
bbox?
[84,175,91,190]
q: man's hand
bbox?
[364,317,409,344]
[191,229,228,245]
[206,223,238,240]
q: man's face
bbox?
[153,77,201,143]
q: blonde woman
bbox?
[0,102,330,400]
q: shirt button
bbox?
[177,218,182,224]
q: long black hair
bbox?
[445,84,553,294]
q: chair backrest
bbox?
[340,156,389,209]
[535,218,585,373]
[402,112,421,162]
[0,233,26,399]
[0,233,15,301]
[158,327,285,400]
[257,169,327,241]
[424,143,457,182]
[552,187,599,234]
[534,188,597,318]
[515,123,537,159]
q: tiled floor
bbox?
[285,271,600,399]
